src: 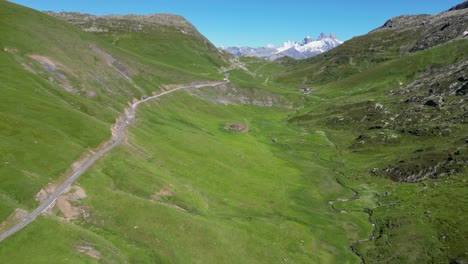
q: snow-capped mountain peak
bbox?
[219,33,343,60]
[301,35,313,45]
[317,32,327,40]
[281,40,296,49]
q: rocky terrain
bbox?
[46,12,202,36]
[378,60,468,181]
[372,5,468,52]
[319,58,468,182]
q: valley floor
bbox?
[0,82,370,263]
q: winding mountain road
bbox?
[0,81,224,242]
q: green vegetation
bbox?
[0,216,136,263]
[0,1,467,263]
[79,92,370,263]
[284,39,468,262]
[0,0,225,219]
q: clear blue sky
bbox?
[8,0,463,47]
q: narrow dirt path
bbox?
[0,81,225,242]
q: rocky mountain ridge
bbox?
[448,0,468,11]
[46,12,202,36]
[372,5,468,52]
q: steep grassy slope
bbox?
[47,12,228,82]
[1,2,117,220]
[0,1,225,224]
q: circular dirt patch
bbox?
[225,123,249,133]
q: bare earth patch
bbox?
[150,189,173,201]
[28,54,73,74]
[35,181,61,204]
[75,244,101,260]
[56,185,90,220]
[28,54,78,93]
[225,123,249,133]
[150,189,187,212]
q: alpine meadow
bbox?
[0,1,467,263]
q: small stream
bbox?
[326,159,376,264]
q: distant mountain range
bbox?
[220,33,343,60]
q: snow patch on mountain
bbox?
[219,33,343,60]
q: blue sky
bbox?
[8,0,463,47]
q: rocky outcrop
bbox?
[374,150,467,182]
[448,1,468,11]
[380,61,468,182]
[372,7,468,52]
[314,58,468,182]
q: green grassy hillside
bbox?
[275,7,467,87]
[286,39,468,262]
[0,1,225,222]
[0,1,467,263]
